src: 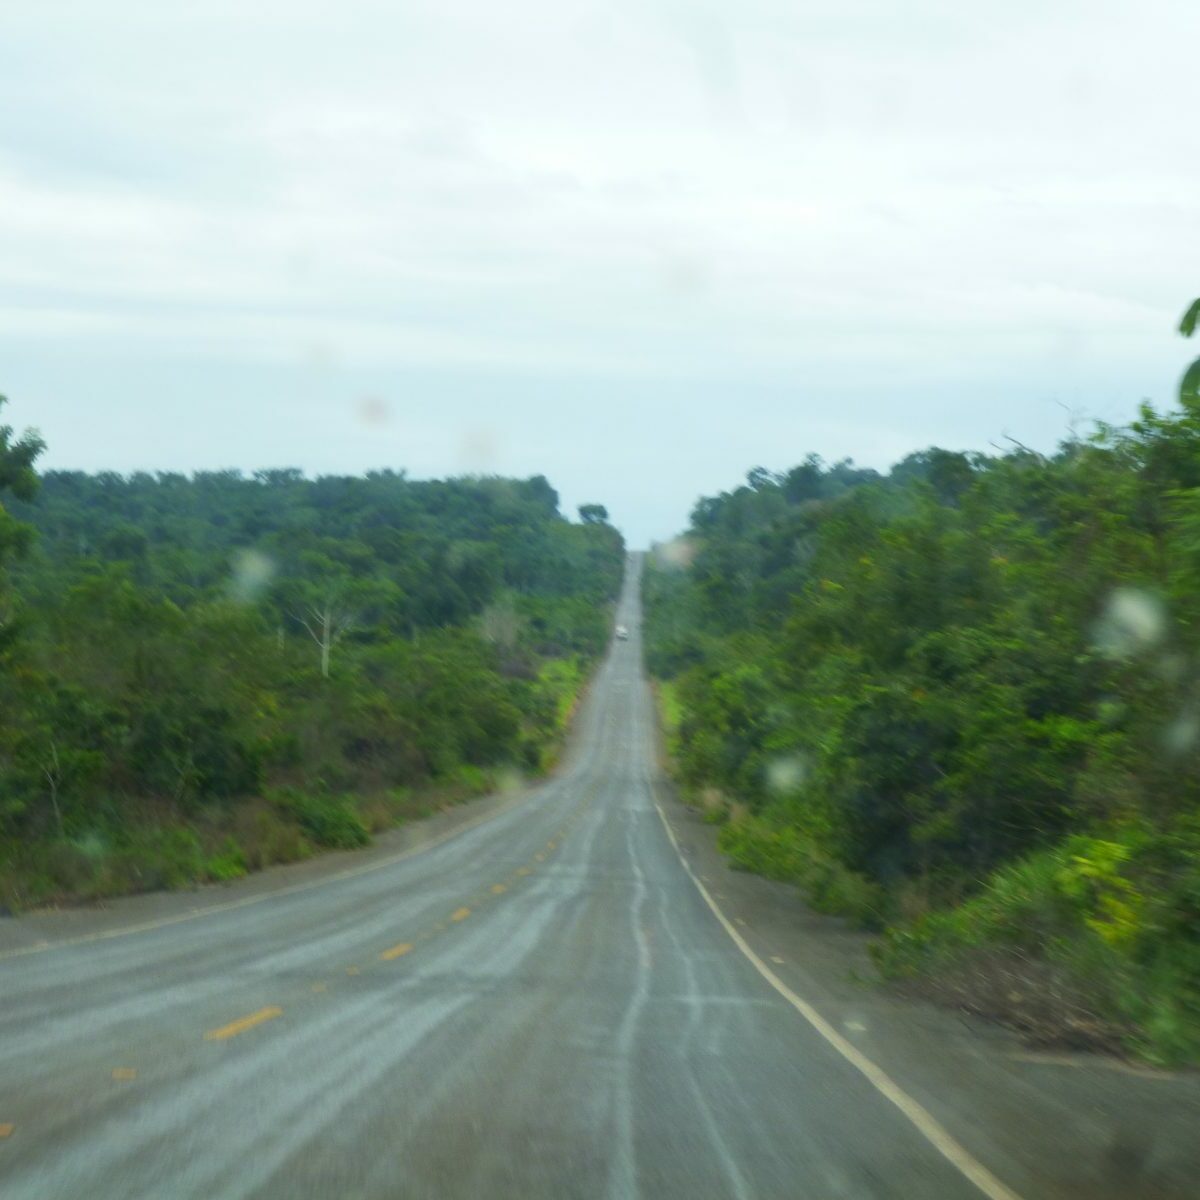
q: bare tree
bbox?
[43,739,64,838]
[294,591,358,678]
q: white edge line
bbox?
[0,786,537,965]
[652,795,1025,1200]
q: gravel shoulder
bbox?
[0,783,535,959]
[655,778,1200,1200]
[0,667,600,961]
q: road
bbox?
[0,558,1178,1199]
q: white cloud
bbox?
[1,0,1198,542]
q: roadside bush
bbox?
[205,839,248,883]
[441,764,491,798]
[874,827,1200,1063]
[232,801,313,871]
[720,812,885,929]
[110,827,206,893]
[43,838,104,897]
[269,787,370,850]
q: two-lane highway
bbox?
[1,559,1013,1199]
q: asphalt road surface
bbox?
[0,559,1172,1199]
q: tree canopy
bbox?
[646,372,1200,1062]
[0,439,624,909]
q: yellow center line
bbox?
[380,941,414,961]
[204,1006,283,1041]
[490,883,507,895]
[311,981,328,992]
[111,1068,137,1081]
[346,966,360,976]
[516,867,532,876]
[534,852,546,862]
[0,1123,14,1139]
[450,906,471,922]
[546,841,557,850]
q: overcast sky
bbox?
[2,0,1197,545]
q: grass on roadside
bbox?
[0,657,596,914]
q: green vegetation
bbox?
[0,406,623,910]
[645,300,1200,1063]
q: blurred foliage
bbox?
[645,382,1200,1061]
[1182,297,1200,408]
[0,408,624,909]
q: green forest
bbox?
[646,305,1200,1064]
[0,401,624,910]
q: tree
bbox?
[1181,298,1200,408]
[0,431,626,907]
[578,503,609,525]
[0,397,43,656]
[0,398,43,505]
[292,581,362,679]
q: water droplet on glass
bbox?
[1093,589,1166,659]
[228,549,276,604]
[766,754,809,795]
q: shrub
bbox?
[269,787,370,850]
[719,813,885,929]
[872,827,1200,1063]
[232,801,312,870]
[205,839,248,883]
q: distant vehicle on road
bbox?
[615,624,629,640]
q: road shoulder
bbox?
[0,659,607,961]
[654,775,1200,1200]
[0,780,535,961]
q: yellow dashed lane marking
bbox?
[0,1123,14,1139]
[111,1068,137,1081]
[346,966,360,976]
[516,867,531,877]
[204,1006,283,1041]
[546,841,557,850]
[381,942,414,961]
[311,982,328,993]
[491,884,507,895]
[451,907,471,922]
[534,852,546,862]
